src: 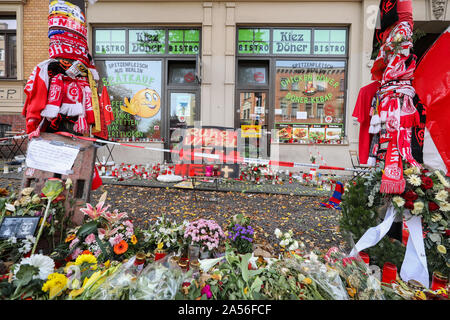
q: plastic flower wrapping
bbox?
[87,255,188,300]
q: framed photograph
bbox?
[0,217,40,239]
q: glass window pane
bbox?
[313,29,346,55]
[275,60,346,144]
[273,29,311,55]
[0,35,5,77]
[239,92,266,127]
[0,18,16,30]
[168,61,197,84]
[170,92,196,128]
[129,29,165,55]
[238,62,268,85]
[95,30,126,55]
[237,28,270,54]
[168,29,200,55]
[9,35,16,78]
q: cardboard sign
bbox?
[175,164,239,179]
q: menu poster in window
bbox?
[292,124,309,141]
[98,60,162,141]
[275,124,293,141]
[308,125,326,142]
[325,124,342,141]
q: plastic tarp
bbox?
[413,27,450,175]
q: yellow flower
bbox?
[437,245,447,254]
[65,234,76,243]
[69,288,84,299]
[302,277,312,285]
[75,253,97,266]
[131,234,137,245]
[42,273,68,299]
[243,287,249,295]
[64,262,75,274]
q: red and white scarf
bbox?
[380,131,406,194]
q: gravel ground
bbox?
[0,174,349,255]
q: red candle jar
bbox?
[154,250,167,261]
[359,252,370,265]
[381,262,397,284]
[431,271,448,291]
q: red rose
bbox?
[421,176,433,190]
[404,200,414,210]
[403,190,418,201]
[428,201,440,212]
[446,229,450,237]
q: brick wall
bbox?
[23,0,49,79]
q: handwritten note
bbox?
[26,139,80,175]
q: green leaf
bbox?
[250,276,263,293]
[76,220,99,238]
[14,264,39,287]
[240,253,252,282]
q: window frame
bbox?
[92,26,202,145]
[0,17,17,79]
[235,26,349,145]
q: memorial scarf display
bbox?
[380,131,405,194]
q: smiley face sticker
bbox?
[121,88,161,118]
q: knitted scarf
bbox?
[380,131,406,194]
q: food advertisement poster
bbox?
[275,123,343,144]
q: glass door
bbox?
[237,91,268,158]
[167,91,197,159]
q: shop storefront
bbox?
[2,0,447,170]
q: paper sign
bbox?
[296,111,307,119]
[275,109,282,115]
[26,139,80,175]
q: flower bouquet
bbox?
[62,192,138,263]
[227,214,254,254]
[327,249,384,300]
[274,228,302,253]
[141,215,188,253]
[184,219,225,255]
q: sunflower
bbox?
[114,240,128,255]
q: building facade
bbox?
[0,0,449,170]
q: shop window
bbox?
[236,27,348,145]
[0,17,17,79]
[274,60,346,144]
[94,27,201,143]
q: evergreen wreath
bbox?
[339,162,449,279]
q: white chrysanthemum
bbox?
[392,196,405,207]
[435,190,449,202]
[435,171,450,188]
[407,175,422,187]
[412,201,424,215]
[288,241,299,251]
[439,201,450,212]
[431,213,442,223]
[274,228,282,238]
[14,254,55,280]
